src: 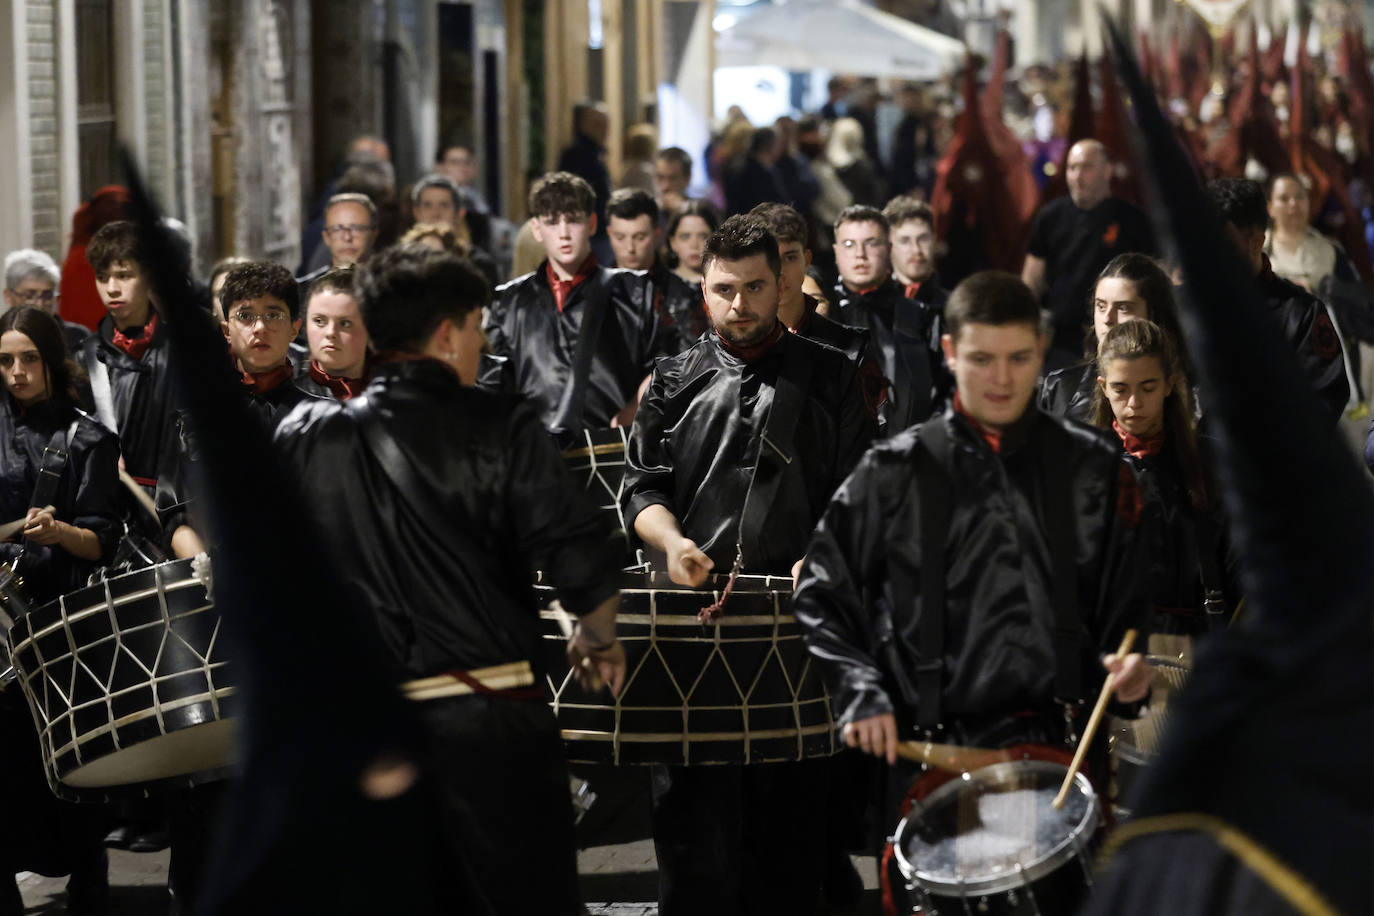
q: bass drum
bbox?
[5,556,235,797]
[540,568,836,766]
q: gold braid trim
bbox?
[1099,813,1342,916]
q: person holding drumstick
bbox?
[622,214,875,915]
[275,245,625,915]
[791,271,1153,909]
[0,306,120,915]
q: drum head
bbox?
[894,760,1099,897]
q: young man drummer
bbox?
[622,214,875,915]
[791,271,1152,903]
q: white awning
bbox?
[714,0,966,82]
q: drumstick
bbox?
[119,469,161,522]
[1053,628,1137,810]
[548,600,603,691]
[896,740,1011,774]
[0,506,55,541]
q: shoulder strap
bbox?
[910,420,952,731]
[1191,505,1229,630]
[29,418,80,512]
[550,270,612,437]
[736,334,816,568]
[1040,424,1083,703]
[89,354,118,433]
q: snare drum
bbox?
[540,569,836,765]
[561,427,629,542]
[5,557,236,796]
[893,760,1101,915]
[1107,654,1191,818]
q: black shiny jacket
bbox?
[1256,267,1350,422]
[831,278,943,433]
[0,396,120,601]
[77,315,180,483]
[1038,361,1097,422]
[274,359,621,680]
[623,330,876,574]
[793,406,1147,734]
[486,262,680,433]
[794,297,884,418]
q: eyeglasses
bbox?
[838,239,886,252]
[325,224,374,238]
[231,309,291,328]
[8,289,56,305]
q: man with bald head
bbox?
[1022,139,1155,370]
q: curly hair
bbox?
[219,261,300,319]
[701,214,781,278]
[357,246,489,352]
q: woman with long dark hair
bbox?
[1040,252,1187,421]
[0,306,121,601]
[663,200,720,285]
[1090,319,1230,638]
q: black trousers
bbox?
[650,759,827,916]
[418,695,582,916]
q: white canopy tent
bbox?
[714,0,967,82]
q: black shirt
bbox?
[623,330,876,574]
[1026,196,1155,355]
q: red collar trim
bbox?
[953,391,1002,453]
[308,359,365,400]
[714,320,785,362]
[545,254,599,312]
[903,280,923,300]
[111,313,159,360]
[1113,420,1165,459]
[240,362,294,394]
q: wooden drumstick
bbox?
[119,469,161,522]
[1053,628,1137,810]
[0,506,55,541]
[896,740,1011,775]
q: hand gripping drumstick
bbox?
[119,469,161,523]
[1053,628,1137,810]
[548,599,603,692]
[0,506,55,541]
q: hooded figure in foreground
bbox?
[1080,19,1373,916]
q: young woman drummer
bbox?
[1090,319,1233,639]
[0,305,121,603]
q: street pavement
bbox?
[16,766,883,914]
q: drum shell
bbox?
[893,760,1100,914]
[5,557,236,798]
[561,428,629,544]
[540,569,836,766]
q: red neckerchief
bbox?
[240,362,294,394]
[1113,420,1165,459]
[714,320,785,362]
[111,313,159,360]
[854,285,880,296]
[953,391,1002,453]
[546,254,598,312]
[308,359,364,400]
[903,281,923,300]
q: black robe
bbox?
[1255,266,1350,422]
[486,262,679,436]
[0,396,120,602]
[792,406,1148,737]
[831,278,942,433]
[622,329,876,575]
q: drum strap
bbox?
[910,421,951,731]
[88,356,119,434]
[738,331,814,569]
[29,419,81,514]
[1039,424,1083,705]
[549,270,611,441]
[1191,507,1229,630]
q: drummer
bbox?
[0,306,119,914]
[621,214,875,915]
[791,271,1153,902]
[275,245,626,914]
[484,171,679,438]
